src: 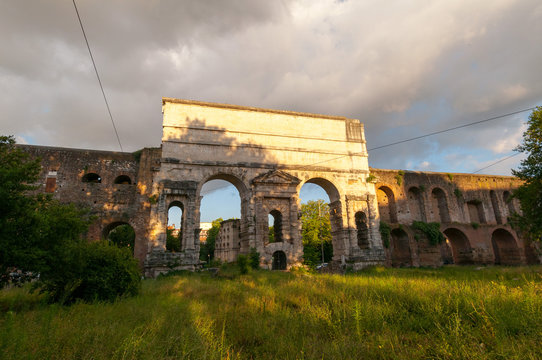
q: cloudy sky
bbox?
[2,0,541,180]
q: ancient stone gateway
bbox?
[144,98,386,275]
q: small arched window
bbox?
[82,173,101,183]
[114,175,132,185]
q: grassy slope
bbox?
[1,266,541,360]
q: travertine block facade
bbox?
[19,98,540,276]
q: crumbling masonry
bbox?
[21,98,541,275]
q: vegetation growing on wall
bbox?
[395,170,405,186]
[379,222,391,248]
[366,174,376,183]
[411,221,445,245]
[454,188,463,199]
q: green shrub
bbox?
[471,222,480,229]
[37,241,141,304]
[237,255,249,275]
[249,247,260,270]
[411,221,445,245]
[166,227,181,252]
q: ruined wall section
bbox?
[370,168,539,266]
[19,145,161,265]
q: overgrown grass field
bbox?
[1,266,541,359]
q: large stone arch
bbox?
[442,228,473,264]
[490,190,503,224]
[407,186,425,221]
[195,171,252,252]
[491,228,522,265]
[299,177,344,260]
[431,187,451,223]
[390,227,412,267]
[376,185,398,223]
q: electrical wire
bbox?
[367,107,535,152]
[72,0,123,152]
[471,152,522,174]
[295,107,534,171]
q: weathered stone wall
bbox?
[371,168,541,266]
[19,145,161,266]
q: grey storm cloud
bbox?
[1,0,541,175]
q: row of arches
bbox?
[158,171,373,269]
[388,226,523,266]
[82,173,133,185]
[377,185,518,225]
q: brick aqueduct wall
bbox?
[21,145,541,270]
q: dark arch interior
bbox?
[492,228,521,265]
[431,187,450,223]
[355,211,369,249]
[377,186,398,223]
[390,228,411,267]
[272,250,287,270]
[443,228,472,264]
[114,175,132,184]
[490,190,503,224]
[103,222,135,253]
[407,187,424,221]
[82,173,101,183]
[269,210,283,243]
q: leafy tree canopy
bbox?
[199,217,222,261]
[0,136,92,286]
[300,200,333,265]
[512,106,542,241]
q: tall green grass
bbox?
[1,266,541,359]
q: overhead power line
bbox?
[296,106,534,171]
[367,107,535,151]
[471,152,522,174]
[72,0,123,152]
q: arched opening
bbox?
[167,201,183,252]
[82,173,101,183]
[355,211,369,249]
[114,175,132,185]
[490,190,503,224]
[491,229,521,265]
[268,210,283,243]
[376,186,398,223]
[467,200,486,224]
[198,175,245,263]
[431,188,450,223]
[299,178,339,266]
[272,250,287,270]
[103,222,135,254]
[503,191,516,218]
[407,187,425,221]
[443,228,473,264]
[390,228,412,267]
